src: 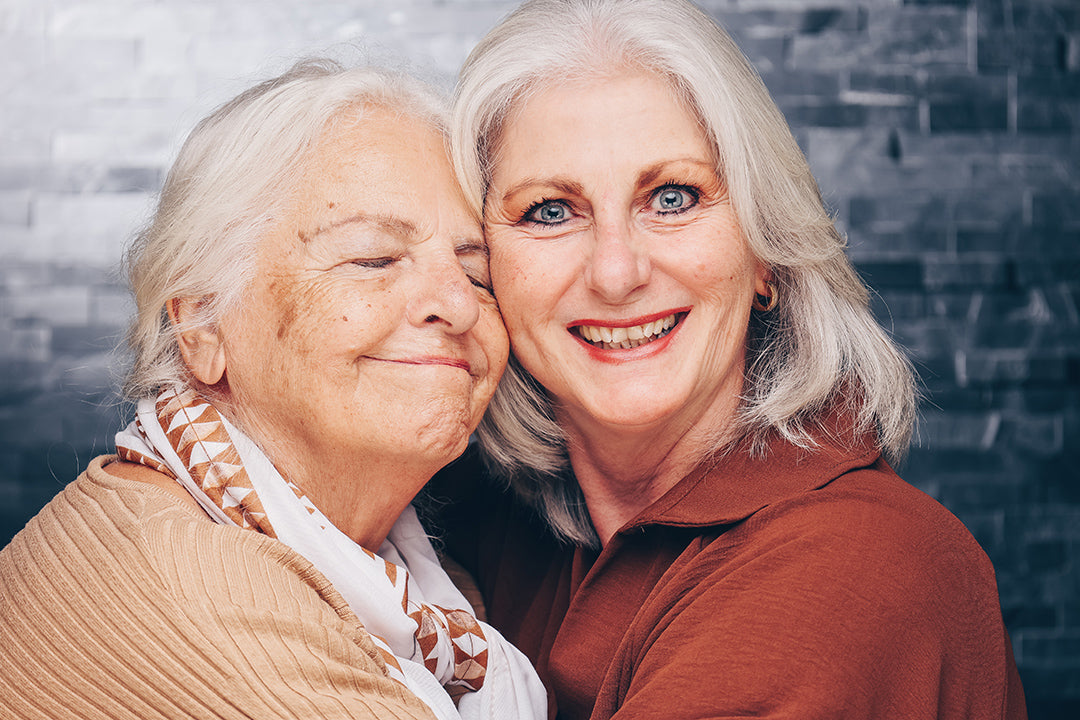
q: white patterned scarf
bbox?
[115,387,546,720]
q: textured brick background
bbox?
[1,0,1077,715]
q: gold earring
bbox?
[752,281,778,312]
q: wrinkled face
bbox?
[218,107,507,481]
[484,72,767,441]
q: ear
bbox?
[167,297,227,386]
[753,262,773,297]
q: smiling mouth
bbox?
[572,312,683,350]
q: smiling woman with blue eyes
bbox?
[431,1,1029,718]
[0,59,546,720]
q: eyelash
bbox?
[520,198,570,226]
[650,183,700,215]
[350,257,397,269]
[347,256,491,295]
[518,182,701,226]
[466,273,492,292]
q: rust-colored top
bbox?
[434,421,1027,719]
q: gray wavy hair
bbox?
[451,0,918,546]
[123,58,447,401]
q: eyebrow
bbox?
[494,158,719,206]
[637,158,718,187]
[306,211,486,259]
[455,239,489,258]
[496,178,585,205]
[306,212,419,242]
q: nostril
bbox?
[425,314,439,323]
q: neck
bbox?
[566,418,736,546]
[562,395,742,546]
[282,452,438,551]
[227,402,442,551]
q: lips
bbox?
[571,311,683,350]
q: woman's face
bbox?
[484,72,767,441]
[216,107,507,484]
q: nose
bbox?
[407,252,481,334]
[583,213,651,301]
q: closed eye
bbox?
[349,256,397,269]
[468,275,493,293]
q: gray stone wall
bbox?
[1,0,1077,716]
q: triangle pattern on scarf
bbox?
[117,387,493,696]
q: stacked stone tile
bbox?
[1,0,1076,715]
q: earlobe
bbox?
[167,297,227,386]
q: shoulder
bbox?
[696,461,997,602]
[765,462,992,579]
[614,466,1018,718]
[2,455,376,644]
[652,461,1005,657]
[0,458,433,719]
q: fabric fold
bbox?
[115,387,546,720]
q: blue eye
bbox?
[651,186,697,214]
[525,200,570,224]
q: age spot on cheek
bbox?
[269,279,299,341]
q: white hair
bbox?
[123,58,448,400]
[451,0,918,546]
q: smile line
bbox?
[369,357,472,372]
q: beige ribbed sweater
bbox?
[0,456,436,719]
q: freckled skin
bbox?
[485,72,766,441]
[484,72,769,540]
[270,278,300,341]
[205,108,508,548]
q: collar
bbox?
[621,410,882,531]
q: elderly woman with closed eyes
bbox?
[0,60,545,720]
[432,1,1027,718]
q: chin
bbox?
[411,411,473,464]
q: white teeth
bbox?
[575,312,679,350]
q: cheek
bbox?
[679,220,758,293]
[272,277,393,359]
[480,306,510,373]
[488,243,527,294]
[268,277,303,343]
[489,240,572,322]
[269,279,330,354]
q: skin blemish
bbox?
[270,278,299,341]
[297,228,312,244]
[328,201,336,209]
